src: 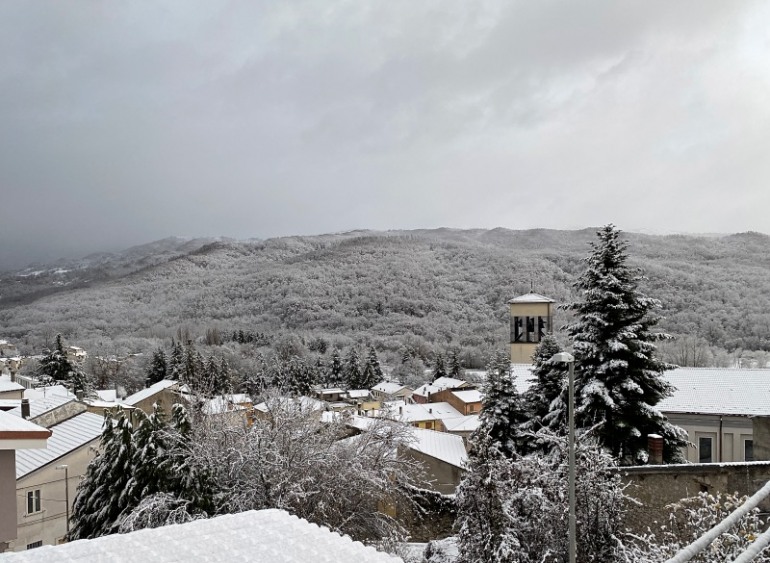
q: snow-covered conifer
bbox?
[145,348,168,387]
[564,225,687,464]
[475,350,525,458]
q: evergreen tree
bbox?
[448,349,464,379]
[344,347,362,389]
[431,353,447,382]
[69,408,135,540]
[169,342,185,380]
[564,224,687,464]
[360,358,379,390]
[68,367,93,397]
[476,351,525,458]
[288,357,313,396]
[146,348,168,387]
[523,335,568,438]
[70,404,214,540]
[38,333,74,383]
[205,354,221,394]
[328,348,343,387]
[365,345,383,380]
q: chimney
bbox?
[428,407,432,414]
[399,406,403,415]
[9,369,15,383]
[21,399,30,419]
[648,434,664,465]
[76,390,84,401]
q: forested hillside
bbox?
[1,228,769,369]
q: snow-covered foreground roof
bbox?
[16,412,103,479]
[658,367,770,416]
[512,364,770,417]
[407,428,468,469]
[508,292,555,304]
[0,509,404,562]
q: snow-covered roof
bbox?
[511,364,770,417]
[372,381,409,395]
[443,415,481,433]
[24,385,74,401]
[346,389,371,399]
[0,509,403,562]
[658,367,770,416]
[9,394,76,420]
[123,379,178,406]
[0,376,24,393]
[201,394,251,415]
[384,401,463,422]
[16,412,104,479]
[452,389,482,403]
[508,292,555,304]
[413,377,469,397]
[0,410,51,449]
[254,396,325,414]
[406,428,468,469]
[95,389,118,402]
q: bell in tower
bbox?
[508,293,555,364]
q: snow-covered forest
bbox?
[2,228,770,375]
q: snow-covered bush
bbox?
[456,430,625,563]
[616,491,770,562]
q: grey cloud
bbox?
[0,1,768,269]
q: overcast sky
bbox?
[2,1,769,268]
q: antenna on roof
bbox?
[530,278,534,292]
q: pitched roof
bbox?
[452,389,482,403]
[443,415,481,433]
[9,393,76,420]
[658,367,770,416]
[383,401,463,422]
[413,377,469,397]
[406,428,468,469]
[0,509,403,562]
[15,412,104,479]
[372,381,409,394]
[123,379,178,406]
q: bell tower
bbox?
[508,293,555,364]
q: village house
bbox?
[371,381,413,402]
[0,410,51,553]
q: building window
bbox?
[699,437,713,463]
[26,541,42,550]
[26,490,41,514]
[745,439,754,462]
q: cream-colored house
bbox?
[0,410,51,552]
[10,412,104,551]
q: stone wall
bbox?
[621,462,770,534]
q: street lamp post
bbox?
[552,352,576,563]
[55,465,69,536]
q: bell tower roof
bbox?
[507,292,555,304]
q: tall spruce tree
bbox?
[448,349,464,379]
[69,408,135,540]
[564,224,687,464]
[523,335,568,437]
[431,353,447,382]
[365,345,383,380]
[475,350,526,458]
[38,333,74,384]
[344,347,362,389]
[328,348,343,387]
[146,348,168,387]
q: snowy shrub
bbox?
[456,431,625,563]
[616,491,770,562]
